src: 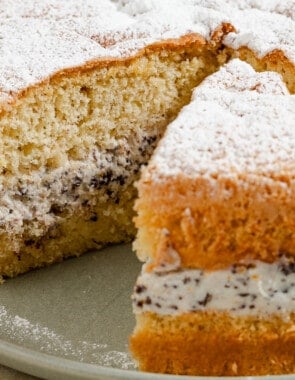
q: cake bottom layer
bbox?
[130,312,295,376]
[0,183,136,278]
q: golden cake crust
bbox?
[0,29,230,113]
[231,47,295,93]
[135,176,295,271]
[130,311,295,376]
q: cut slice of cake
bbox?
[131,59,295,376]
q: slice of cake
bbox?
[131,59,295,376]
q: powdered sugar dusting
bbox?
[147,59,295,187]
[0,305,136,370]
[0,0,294,105]
[0,0,226,104]
[214,0,295,21]
[224,8,295,61]
[190,0,295,60]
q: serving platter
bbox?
[0,244,293,380]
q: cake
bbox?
[0,1,294,279]
[0,0,295,376]
[130,59,295,376]
[0,0,233,278]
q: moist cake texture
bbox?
[0,0,295,277]
[131,59,295,376]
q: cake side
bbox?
[134,60,295,269]
[130,311,295,376]
[134,175,295,271]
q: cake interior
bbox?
[0,42,225,277]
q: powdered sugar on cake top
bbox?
[146,59,295,184]
[0,0,226,104]
[0,0,294,105]
[212,0,295,20]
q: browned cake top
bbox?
[0,0,294,106]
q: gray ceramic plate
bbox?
[0,244,294,380]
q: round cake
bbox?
[0,0,294,376]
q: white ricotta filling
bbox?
[132,257,295,316]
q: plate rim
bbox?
[0,339,294,380]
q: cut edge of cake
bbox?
[133,59,295,270]
[130,59,295,376]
